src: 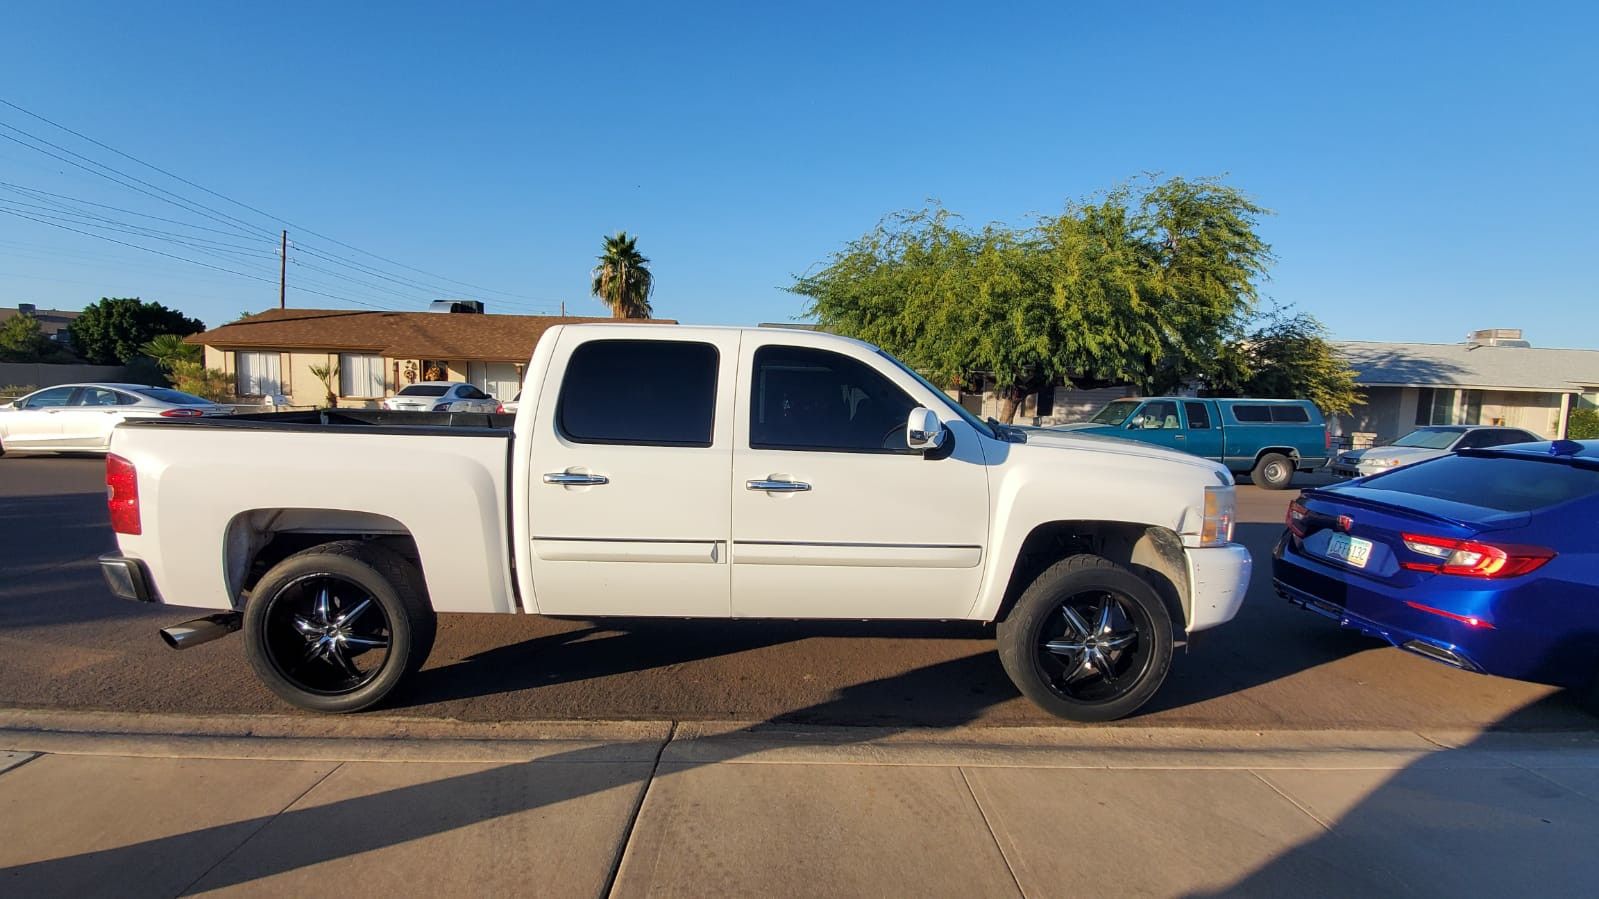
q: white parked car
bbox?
[1331,425,1540,478]
[0,383,232,455]
[381,382,500,413]
[100,324,1251,721]
[501,391,520,414]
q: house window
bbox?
[235,351,282,397]
[339,353,385,398]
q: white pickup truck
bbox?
[100,324,1250,721]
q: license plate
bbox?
[1327,533,1373,569]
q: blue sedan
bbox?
[1273,440,1599,693]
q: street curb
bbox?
[6,706,1599,768]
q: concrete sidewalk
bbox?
[4,712,1599,898]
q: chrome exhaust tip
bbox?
[1401,640,1478,672]
[160,612,242,650]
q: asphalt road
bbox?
[0,455,1591,731]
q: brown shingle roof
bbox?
[186,309,675,362]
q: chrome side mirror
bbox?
[906,407,945,451]
[1126,414,1147,430]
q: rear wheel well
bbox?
[224,509,425,609]
[1253,446,1300,466]
[995,521,1189,635]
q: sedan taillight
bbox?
[106,453,141,535]
[1285,500,1309,537]
[1400,532,1555,578]
[159,408,203,418]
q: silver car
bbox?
[0,383,233,455]
[1331,425,1540,478]
[381,381,500,413]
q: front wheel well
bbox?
[994,521,1189,635]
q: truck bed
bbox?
[110,411,517,615]
[131,408,516,434]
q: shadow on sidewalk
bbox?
[0,653,1016,894]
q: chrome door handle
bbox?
[746,479,811,492]
[543,472,609,486]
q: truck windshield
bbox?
[397,386,450,397]
[1391,428,1462,449]
[875,350,996,440]
[1090,400,1140,425]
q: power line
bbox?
[0,96,576,308]
[0,180,279,240]
[0,206,401,311]
[0,198,279,257]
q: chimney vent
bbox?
[1468,328,1530,348]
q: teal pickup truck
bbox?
[1058,397,1330,489]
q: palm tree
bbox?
[591,232,654,319]
[140,333,201,372]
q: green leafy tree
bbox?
[68,297,205,365]
[591,232,654,319]
[140,333,202,371]
[1211,308,1363,415]
[0,314,72,363]
[793,176,1275,422]
[167,361,234,402]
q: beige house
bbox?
[187,309,672,408]
[1335,330,1599,446]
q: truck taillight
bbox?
[160,408,203,417]
[106,453,141,535]
[1399,532,1555,578]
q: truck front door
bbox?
[729,339,991,619]
[525,331,740,617]
[1181,400,1224,461]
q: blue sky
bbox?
[0,1,1593,345]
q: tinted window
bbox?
[1270,405,1311,423]
[1365,455,1599,513]
[398,385,450,397]
[21,387,75,408]
[751,345,916,452]
[1184,402,1211,429]
[1465,429,1539,448]
[559,340,718,446]
[135,388,209,405]
[1232,405,1271,423]
[1136,401,1180,430]
[73,387,123,407]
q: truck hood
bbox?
[1020,428,1232,482]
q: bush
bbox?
[1568,408,1599,440]
[168,361,235,402]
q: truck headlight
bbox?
[1200,486,1236,546]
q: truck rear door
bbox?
[525,329,740,617]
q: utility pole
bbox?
[278,230,287,309]
[560,301,566,317]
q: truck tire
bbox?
[1251,452,1294,490]
[996,554,1173,722]
[243,540,436,713]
